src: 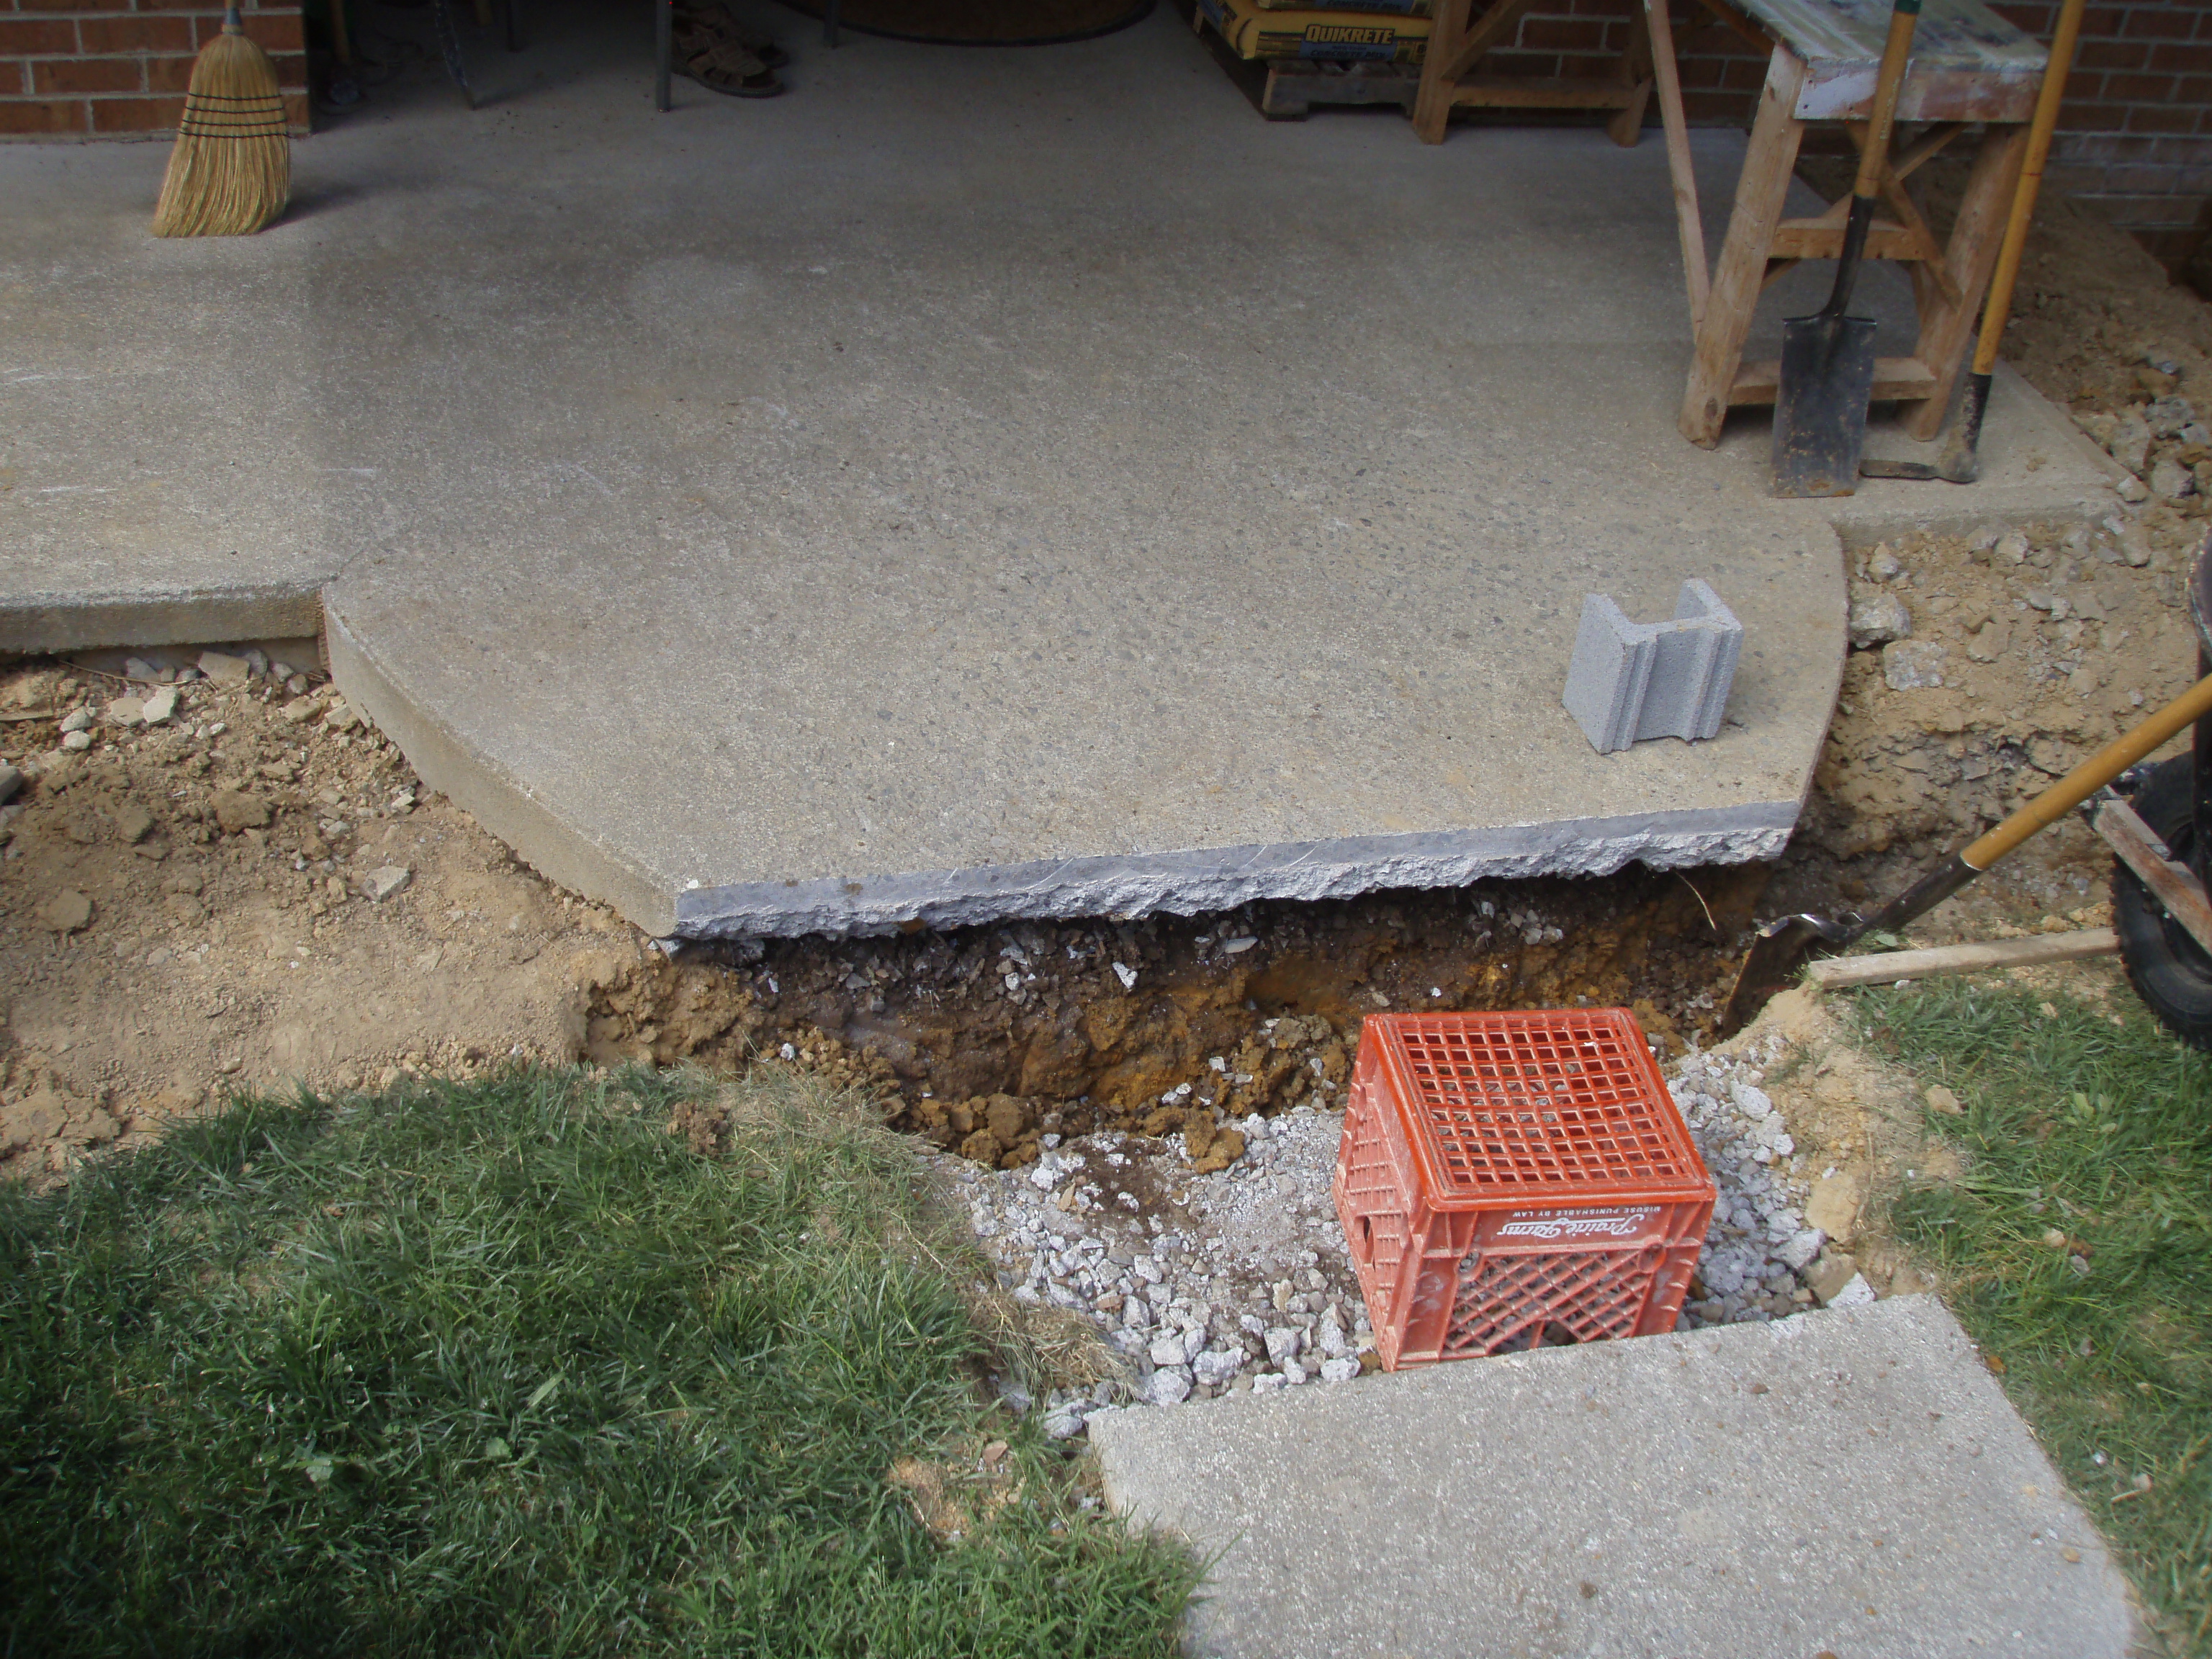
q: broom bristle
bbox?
[151,18,289,238]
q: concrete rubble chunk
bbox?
[1563,579,1743,755]
[1881,639,1948,691]
[361,865,412,902]
[197,651,251,685]
[1090,1298,2139,1659]
[140,685,179,726]
[1848,588,1912,649]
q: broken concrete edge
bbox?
[672,804,1798,940]
[0,583,326,657]
[322,597,680,937]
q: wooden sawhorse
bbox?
[1414,0,1656,146]
[1657,0,2046,447]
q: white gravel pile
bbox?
[1668,1032,1825,1326]
[958,1028,1827,1437]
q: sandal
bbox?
[674,1,787,69]
[672,25,783,96]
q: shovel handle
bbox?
[1961,671,2212,871]
[1969,0,2090,378]
[1853,0,1923,199]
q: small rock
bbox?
[2145,395,2195,437]
[1112,961,1138,990]
[106,696,145,729]
[1994,530,2031,563]
[122,657,161,683]
[1264,1326,1303,1364]
[1043,1406,1087,1440]
[361,865,413,902]
[2116,475,2150,504]
[1805,1251,1859,1305]
[279,698,322,724]
[2151,457,2195,500]
[140,685,179,726]
[1847,590,1912,649]
[1866,544,1902,581]
[2106,412,2153,475]
[1318,1357,1362,1384]
[197,651,251,685]
[243,649,270,678]
[1926,1084,1963,1116]
[35,889,94,932]
[211,790,270,833]
[1778,1228,1825,1271]
[1192,1349,1243,1387]
[1827,1273,1879,1309]
[60,730,92,752]
[1147,1334,1188,1369]
[113,802,155,844]
[1142,1369,1192,1408]
[0,1089,68,1151]
[58,708,94,735]
[325,700,364,733]
[1881,639,1948,691]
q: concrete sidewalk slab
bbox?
[1089,1296,2139,1659]
[1,3,2119,936]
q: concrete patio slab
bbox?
[1,4,2119,935]
[1089,1295,2141,1659]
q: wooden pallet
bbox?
[1259,56,1422,117]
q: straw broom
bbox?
[151,4,290,238]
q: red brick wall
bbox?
[0,0,307,138]
[1459,0,2212,266]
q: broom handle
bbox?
[1966,0,2089,378]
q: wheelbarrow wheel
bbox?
[2112,755,2212,1051]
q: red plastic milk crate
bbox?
[1334,1010,1714,1369]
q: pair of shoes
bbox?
[673,0,786,93]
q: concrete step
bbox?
[1089,1295,2139,1659]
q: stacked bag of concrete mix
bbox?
[1195,0,1431,66]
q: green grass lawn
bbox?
[1853,977,2212,1657]
[0,1066,1196,1658]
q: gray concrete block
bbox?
[1090,1295,2141,1659]
[1565,579,1743,754]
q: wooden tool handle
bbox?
[1853,0,1923,200]
[1969,0,2090,377]
[1963,671,2212,870]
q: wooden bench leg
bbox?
[1413,0,1474,143]
[1902,121,2029,441]
[1679,48,1805,448]
[1605,0,1653,147]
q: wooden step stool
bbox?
[1663,0,2046,447]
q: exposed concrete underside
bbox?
[1090,1296,2141,1659]
[0,4,2118,937]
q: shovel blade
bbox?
[1771,313,1880,498]
[1720,912,1854,1035]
